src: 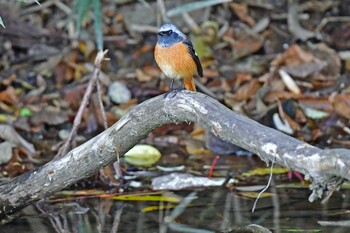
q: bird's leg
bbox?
[171,79,184,97]
[164,79,175,99]
[164,79,184,98]
[174,79,184,92]
[179,79,184,91]
[170,79,175,92]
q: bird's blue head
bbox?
[157,24,186,47]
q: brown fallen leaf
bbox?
[62,84,86,110]
[331,93,350,120]
[136,68,156,82]
[234,73,253,89]
[264,91,297,103]
[299,97,333,112]
[271,44,316,68]
[282,62,326,79]
[223,24,263,60]
[233,79,261,101]
[132,44,153,60]
[308,43,341,78]
[230,3,255,27]
[0,86,19,104]
[310,77,335,89]
[54,62,72,88]
[30,106,69,126]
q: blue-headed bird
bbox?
[154,24,203,92]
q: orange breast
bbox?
[154,42,197,80]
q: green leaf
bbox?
[20,108,32,117]
[124,144,161,167]
[193,36,212,59]
[34,0,41,5]
[0,16,5,28]
[167,0,231,17]
[92,0,103,51]
[75,0,92,34]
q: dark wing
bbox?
[183,40,203,77]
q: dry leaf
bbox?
[0,141,16,165]
[224,24,263,60]
[230,3,255,27]
[279,69,301,94]
[299,97,333,112]
[332,93,350,120]
[273,113,293,134]
[264,91,296,103]
[233,79,261,101]
[271,44,316,68]
[282,62,326,79]
[0,86,19,104]
[30,106,69,126]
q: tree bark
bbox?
[0,92,349,219]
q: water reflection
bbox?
[2,185,350,232]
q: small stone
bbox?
[108,81,131,104]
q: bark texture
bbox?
[1,92,349,219]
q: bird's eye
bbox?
[158,30,173,36]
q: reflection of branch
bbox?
[1,92,350,218]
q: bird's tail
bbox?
[184,77,196,92]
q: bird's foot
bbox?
[163,88,183,99]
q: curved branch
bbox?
[1,92,349,219]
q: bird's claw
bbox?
[163,88,182,99]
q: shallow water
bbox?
[2,185,350,233]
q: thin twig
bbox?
[53,0,72,15]
[316,16,350,33]
[56,50,108,157]
[96,80,108,129]
[182,12,201,34]
[157,0,169,24]
[251,155,276,212]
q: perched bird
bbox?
[154,23,203,92]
